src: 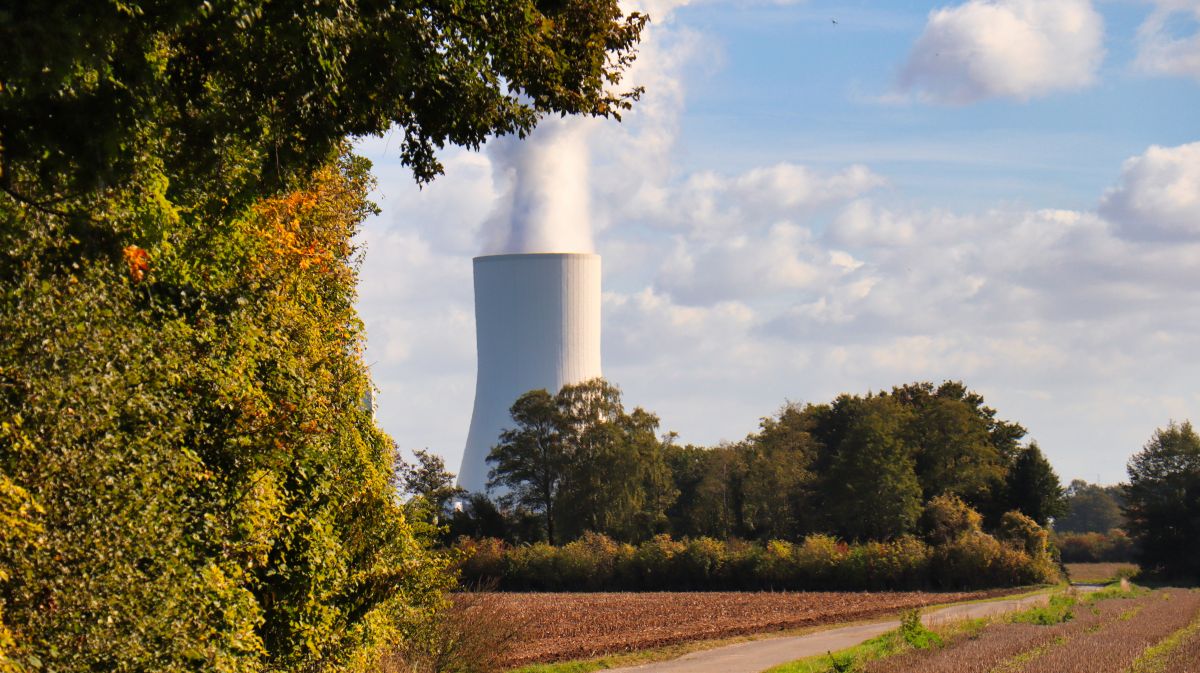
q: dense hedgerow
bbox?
[453,516,1060,592]
[0,154,452,672]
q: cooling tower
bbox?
[458,253,602,493]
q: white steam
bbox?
[483,118,596,254]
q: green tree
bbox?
[1055,479,1125,533]
[487,389,566,544]
[1124,422,1200,579]
[1004,442,1067,526]
[399,448,466,514]
[2,0,647,202]
[821,397,923,541]
[890,382,1017,515]
[554,379,676,542]
[738,403,819,540]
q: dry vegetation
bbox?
[1064,562,1139,583]
[476,589,1010,667]
[860,588,1200,673]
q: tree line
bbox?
[402,385,1200,582]
[418,379,1068,548]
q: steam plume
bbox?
[483,118,595,254]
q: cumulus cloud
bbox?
[1100,142,1200,241]
[1135,0,1200,80]
[897,0,1105,103]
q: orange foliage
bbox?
[122,245,150,282]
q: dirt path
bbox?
[603,592,1053,673]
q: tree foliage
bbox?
[487,379,676,544]
[1,0,648,204]
[1004,442,1067,527]
[0,152,454,671]
[1056,479,1125,533]
[1123,421,1200,579]
[467,379,1063,548]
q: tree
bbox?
[1124,422,1200,579]
[2,0,647,204]
[738,404,819,540]
[1004,442,1067,526]
[821,397,923,541]
[0,152,452,671]
[487,389,566,544]
[890,382,1016,515]
[1056,480,1125,533]
[398,448,466,514]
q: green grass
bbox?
[1009,593,1076,625]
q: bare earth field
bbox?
[1064,562,1138,583]
[478,589,1014,667]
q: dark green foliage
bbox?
[487,379,676,545]
[1004,443,1067,526]
[822,396,923,541]
[1057,479,1126,533]
[1,0,647,203]
[1123,421,1200,579]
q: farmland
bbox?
[1064,562,1139,584]
[471,589,1013,667]
[768,586,1200,673]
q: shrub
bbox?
[624,535,686,589]
[558,532,620,590]
[456,538,508,587]
[1054,530,1136,563]
[998,510,1049,556]
[900,609,943,649]
[676,537,727,588]
[931,530,1003,589]
[794,534,846,586]
[757,540,798,588]
[922,494,983,546]
[506,543,561,590]
[384,591,527,673]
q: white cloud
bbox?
[1100,142,1200,240]
[1135,1,1200,81]
[897,0,1105,103]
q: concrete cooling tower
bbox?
[457,253,601,493]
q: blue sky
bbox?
[355,0,1200,485]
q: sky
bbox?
[354,0,1200,486]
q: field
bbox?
[1064,562,1139,583]
[770,586,1200,673]
[472,589,1013,667]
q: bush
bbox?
[922,494,983,546]
[998,510,1049,556]
[457,538,508,587]
[793,534,846,586]
[676,537,727,588]
[623,535,686,589]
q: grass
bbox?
[1009,593,1076,625]
[763,613,987,673]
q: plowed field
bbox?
[478,589,1012,666]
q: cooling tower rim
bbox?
[473,252,600,263]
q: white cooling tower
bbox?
[458,253,602,493]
